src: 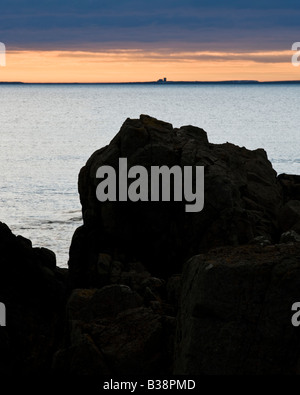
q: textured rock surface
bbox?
[69,114,283,287]
[174,242,300,375]
[53,285,176,375]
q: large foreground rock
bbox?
[69,114,284,288]
[2,115,299,376]
[174,242,300,375]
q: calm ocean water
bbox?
[0,84,299,267]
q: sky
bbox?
[0,0,300,82]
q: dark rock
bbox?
[278,174,300,202]
[250,235,272,246]
[67,285,143,322]
[53,334,111,375]
[174,242,300,375]
[279,200,300,234]
[110,261,152,295]
[0,222,67,374]
[36,247,57,270]
[89,308,176,375]
[280,230,300,243]
[166,274,182,308]
[69,115,283,287]
[53,284,176,375]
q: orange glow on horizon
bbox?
[0,49,299,83]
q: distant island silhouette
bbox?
[1,80,300,85]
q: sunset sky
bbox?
[0,0,300,82]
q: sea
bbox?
[0,83,299,267]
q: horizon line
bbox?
[1,79,300,85]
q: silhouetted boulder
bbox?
[174,242,300,375]
[0,222,67,374]
[69,114,283,288]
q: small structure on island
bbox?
[157,77,167,83]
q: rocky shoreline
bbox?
[0,115,300,375]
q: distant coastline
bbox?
[1,80,300,85]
